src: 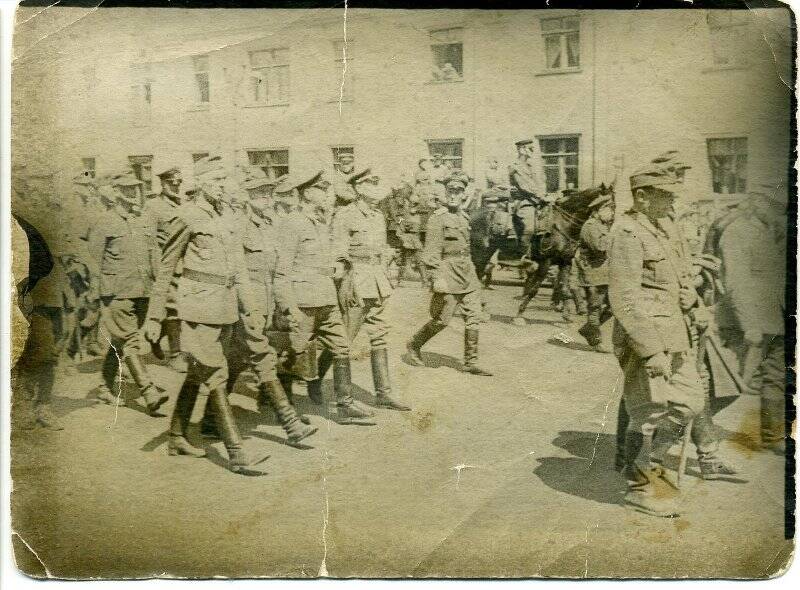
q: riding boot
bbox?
[482,263,495,290]
[125,354,168,415]
[333,357,375,423]
[261,381,317,444]
[371,348,410,411]
[208,384,268,475]
[406,320,444,366]
[462,329,493,376]
[623,431,679,518]
[96,348,123,405]
[614,398,629,471]
[415,253,429,284]
[306,348,333,405]
[168,381,205,457]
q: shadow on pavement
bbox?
[534,430,626,505]
[546,337,599,354]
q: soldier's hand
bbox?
[143,319,162,344]
[431,277,447,293]
[744,328,763,345]
[645,352,671,380]
[679,286,697,311]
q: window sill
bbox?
[425,78,465,85]
[242,102,290,109]
[187,103,211,112]
[535,67,582,77]
[701,64,749,73]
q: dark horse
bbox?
[511,182,615,326]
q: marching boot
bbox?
[207,385,269,475]
[623,431,679,518]
[277,373,311,424]
[417,260,429,285]
[125,355,168,415]
[35,404,64,431]
[261,381,318,445]
[333,357,375,424]
[462,329,493,376]
[168,381,206,457]
[371,348,411,411]
[406,320,443,367]
[306,349,332,405]
[614,399,629,472]
[96,349,124,405]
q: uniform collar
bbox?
[160,191,181,208]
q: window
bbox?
[707,10,749,67]
[81,158,96,178]
[128,155,153,193]
[427,139,464,169]
[247,150,289,180]
[249,48,290,105]
[192,152,210,173]
[331,146,355,171]
[539,136,579,192]
[430,28,463,81]
[193,55,210,103]
[541,17,580,70]
[707,137,747,194]
[333,40,355,101]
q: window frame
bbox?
[429,27,465,83]
[81,157,97,179]
[537,134,580,193]
[331,146,355,171]
[540,16,581,72]
[706,136,748,195]
[247,48,291,106]
[426,138,465,170]
[128,154,154,193]
[706,10,749,68]
[192,54,211,104]
[246,148,290,180]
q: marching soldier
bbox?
[576,193,615,352]
[395,182,429,284]
[144,158,269,474]
[307,169,411,411]
[91,174,168,415]
[717,182,787,454]
[272,170,376,424]
[199,168,317,445]
[406,177,493,376]
[609,158,718,517]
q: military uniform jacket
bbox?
[143,192,183,250]
[90,207,158,299]
[332,201,393,301]
[147,197,253,325]
[423,207,481,294]
[509,158,546,202]
[717,215,785,335]
[273,208,346,310]
[241,211,279,317]
[608,211,694,359]
[577,217,611,286]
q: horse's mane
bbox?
[555,183,613,217]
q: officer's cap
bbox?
[588,194,613,210]
[72,172,96,187]
[629,162,684,192]
[112,174,143,187]
[446,177,468,190]
[243,168,277,190]
[156,165,182,180]
[194,156,224,180]
[515,139,534,147]
[650,151,691,179]
[273,170,324,194]
[337,152,355,163]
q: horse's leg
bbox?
[557,263,574,322]
[513,258,550,324]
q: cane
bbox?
[676,418,694,489]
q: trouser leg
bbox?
[760,336,786,451]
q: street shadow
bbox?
[76,357,104,374]
[489,314,566,327]
[400,350,462,371]
[533,430,626,505]
[546,337,598,354]
[51,394,100,418]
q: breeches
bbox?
[344,297,389,349]
[290,305,350,359]
[429,290,483,330]
[101,297,148,357]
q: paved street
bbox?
[11,274,791,579]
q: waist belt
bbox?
[183,268,234,287]
[442,250,470,259]
[297,265,335,277]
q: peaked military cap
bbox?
[515,139,534,147]
[588,193,613,210]
[273,170,324,194]
[243,167,277,190]
[630,161,685,191]
[346,167,372,185]
[112,174,143,187]
[156,165,182,179]
[194,156,224,179]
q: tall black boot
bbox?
[168,381,205,457]
[125,355,168,415]
[462,329,493,376]
[261,381,317,445]
[333,357,375,424]
[406,320,443,367]
[371,348,410,411]
[623,431,679,518]
[96,348,122,405]
[306,349,332,405]
[208,385,269,475]
[614,398,629,472]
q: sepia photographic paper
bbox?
[6,0,796,580]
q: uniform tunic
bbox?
[576,216,611,287]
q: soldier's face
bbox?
[201,172,227,205]
[162,175,182,195]
[446,188,465,209]
[645,189,677,219]
[303,185,330,214]
[118,185,142,211]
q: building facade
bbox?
[12,7,793,206]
